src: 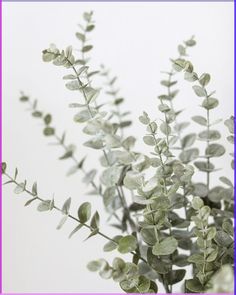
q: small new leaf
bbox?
[90,211,100,229]
[1,162,7,174]
[14,183,25,194]
[62,197,71,215]
[82,45,93,53]
[44,114,52,125]
[32,182,38,196]
[84,228,99,241]
[56,215,68,230]
[68,224,83,239]
[59,150,73,160]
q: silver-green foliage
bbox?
[2,13,234,294]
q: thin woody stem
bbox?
[24,98,99,192]
[45,51,136,231]
[206,107,210,195]
[2,171,146,263]
[102,68,124,138]
[3,171,113,242]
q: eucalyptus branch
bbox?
[19,94,127,226]
[159,38,196,233]
[2,167,113,243]
[75,11,99,84]
[99,67,135,230]
[171,56,225,207]
[1,164,148,264]
[43,38,139,233]
[147,116,173,292]
[100,65,131,138]
[4,11,234,293]
[19,94,99,190]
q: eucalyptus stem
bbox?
[147,121,173,292]
[12,27,233,293]
[45,50,136,233]
[79,23,91,85]
[101,66,124,138]
[2,170,147,263]
[3,171,113,242]
[206,108,210,195]
[44,51,93,116]
[149,124,167,194]
[44,47,134,232]
[22,97,100,193]
[45,50,132,229]
[147,204,170,294]
[54,133,98,191]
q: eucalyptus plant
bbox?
[2,11,234,294]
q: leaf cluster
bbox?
[2,15,234,294]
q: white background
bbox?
[2,1,234,293]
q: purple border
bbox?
[234,0,236,294]
[1,0,3,292]
[1,0,234,2]
[0,0,235,294]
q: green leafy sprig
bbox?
[3,11,234,294]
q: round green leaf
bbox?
[143,135,155,146]
[78,202,91,223]
[199,73,211,86]
[160,122,171,135]
[186,278,204,293]
[206,248,218,262]
[44,114,52,125]
[207,227,217,240]
[224,116,234,134]
[192,115,207,126]
[199,130,221,141]
[192,85,206,97]
[123,172,143,190]
[166,269,186,285]
[138,276,151,293]
[146,121,158,133]
[32,111,42,118]
[139,112,150,125]
[202,97,219,110]
[118,235,137,254]
[140,228,157,246]
[181,133,196,148]
[192,196,204,210]
[184,71,198,82]
[87,260,102,272]
[179,148,199,164]
[82,45,93,53]
[185,38,196,47]
[20,95,29,102]
[152,237,178,256]
[37,200,52,212]
[103,236,122,252]
[43,127,55,136]
[205,143,225,157]
[14,183,25,194]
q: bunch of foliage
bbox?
[2,11,234,293]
